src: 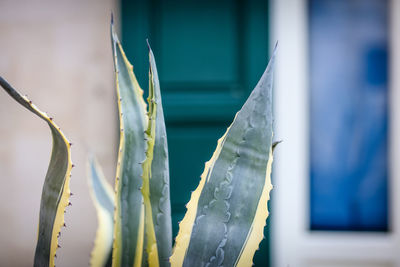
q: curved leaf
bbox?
[0,77,73,267]
[170,47,276,267]
[110,21,148,267]
[88,156,115,267]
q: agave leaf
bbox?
[88,156,115,267]
[110,20,148,267]
[140,43,172,267]
[170,47,276,267]
[0,77,72,267]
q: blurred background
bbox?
[0,0,399,266]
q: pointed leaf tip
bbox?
[110,18,118,44]
[146,39,152,52]
[269,43,278,66]
[273,40,278,51]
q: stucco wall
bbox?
[0,0,118,266]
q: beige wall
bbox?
[0,0,118,266]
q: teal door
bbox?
[121,1,270,265]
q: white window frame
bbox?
[269,0,400,266]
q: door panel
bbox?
[159,0,238,83]
[121,0,269,265]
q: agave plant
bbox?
[0,77,73,267]
[0,18,275,267]
[88,19,276,267]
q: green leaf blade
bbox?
[171,48,276,267]
[0,77,73,267]
[147,45,172,267]
[88,157,115,267]
[110,23,148,267]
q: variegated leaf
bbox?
[110,20,148,267]
[140,43,172,267]
[88,156,115,267]
[0,77,73,267]
[171,47,276,267]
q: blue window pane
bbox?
[309,0,389,231]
